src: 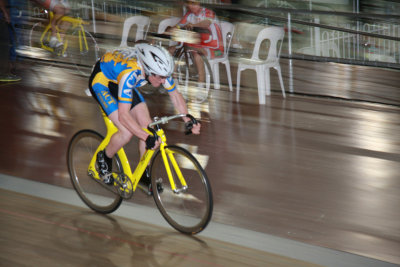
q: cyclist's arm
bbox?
[190,19,211,29]
[168,89,201,134]
[162,77,188,120]
[163,77,200,133]
[117,71,149,141]
[168,89,189,121]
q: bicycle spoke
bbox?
[175,51,212,103]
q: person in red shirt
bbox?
[169,0,224,88]
[177,0,224,59]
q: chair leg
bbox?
[275,65,286,98]
[212,63,220,90]
[224,61,233,92]
[236,67,242,102]
[264,67,271,96]
[256,66,266,104]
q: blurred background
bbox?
[1,0,399,104]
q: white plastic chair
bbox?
[157,17,180,46]
[208,21,234,91]
[120,16,150,47]
[236,26,286,104]
[158,17,180,34]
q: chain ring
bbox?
[116,173,133,199]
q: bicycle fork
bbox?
[145,126,188,193]
[162,146,188,193]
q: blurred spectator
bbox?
[177,0,224,59]
[30,0,70,48]
[167,0,224,86]
[9,0,27,47]
[0,0,20,81]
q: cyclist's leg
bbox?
[189,45,208,84]
[193,50,206,83]
[49,0,69,46]
[129,101,152,158]
[129,100,153,190]
[106,111,133,156]
[91,80,148,159]
[195,37,223,83]
[90,75,131,159]
[106,85,149,158]
[106,91,153,190]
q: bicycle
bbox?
[150,28,213,104]
[29,10,99,76]
[67,103,213,235]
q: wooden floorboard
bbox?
[0,55,399,265]
[0,188,322,267]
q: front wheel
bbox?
[150,145,213,234]
[67,129,123,214]
[176,50,212,103]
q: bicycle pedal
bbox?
[146,178,164,196]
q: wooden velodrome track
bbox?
[0,50,399,266]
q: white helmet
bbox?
[135,43,174,77]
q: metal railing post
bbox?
[315,17,320,56]
[288,13,292,56]
[288,13,294,93]
[91,0,96,33]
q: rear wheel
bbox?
[67,29,99,76]
[67,130,123,214]
[176,50,212,103]
[150,145,213,234]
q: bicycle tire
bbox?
[176,50,213,103]
[67,29,99,76]
[150,145,213,234]
[67,129,123,214]
[29,22,46,49]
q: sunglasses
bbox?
[155,75,168,80]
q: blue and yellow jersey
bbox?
[100,49,177,104]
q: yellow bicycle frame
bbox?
[38,12,90,55]
[87,108,188,196]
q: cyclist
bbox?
[31,0,69,48]
[88,43,200,190]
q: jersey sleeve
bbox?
[118,71,140,103]
[204,8,216,22]
[162,77,176,92]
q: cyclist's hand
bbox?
[191,122,201,134]
[186,23,194,31]
[185,121,201,135]
[145,134,160,150]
